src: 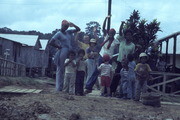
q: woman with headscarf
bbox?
[49,20,80,91]
[85,16,119,94]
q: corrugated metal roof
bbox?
[0,33,38,46]
[39,39,49,50]
[161,36,180,54]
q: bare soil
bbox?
[0,77,180,120]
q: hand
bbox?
[69,22,74,27]
[106,15,111,18]
[121,21,125,24]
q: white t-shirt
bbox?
[65,59,76,73]
[77,59,87,72]
[99,35,119,58]
[98,63,113,77]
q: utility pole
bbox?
[107,0,112,31]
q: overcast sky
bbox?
[0,0,179,39]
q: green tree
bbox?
[85,21,102,39]
[124,10,161,55]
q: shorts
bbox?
[101,76,111,87]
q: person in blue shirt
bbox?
[48,20,80,91]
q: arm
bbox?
[102,16,110,36]
[48,38,61,49]
[119,21,125,36]
[93,27,99,40]
[69,22,81,33]
[64,59,72,67]
[71,60,76,67]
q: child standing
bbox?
[75,49,87,96]
[85,38,99,84]
[63,51,77,95]
[98,54,113,97]
[119,59,129,99]
[127,54,136,99]
[134,52,152,101]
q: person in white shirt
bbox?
[63,51,76,95]
[98,54,113,97]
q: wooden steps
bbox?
[0,86,42,94]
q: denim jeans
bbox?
[55,48,69,91]
[85,56,103,90]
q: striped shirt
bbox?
[98,63,112,77]
[120,68,128,81]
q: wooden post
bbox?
[160,43,162,53]
[107,0,112,31]
[173,35,177,72]
[162,73,167,93]
[165,40,169,65]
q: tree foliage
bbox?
[85,21,102,39]
[124,10,161,53]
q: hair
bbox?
[68,50,76,57]
[78,49,85,55]
[127,54,134,62]
[108,28,116,35]
[121,58,128,66]
[124,29,133,36]
[61,20,69,26]
[103,54,110,62]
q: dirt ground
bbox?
[0,77,180,120]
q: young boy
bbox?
[75,49,87,96]
[63,51,76,95]
[134,52,152,101]
[98,54,113,97]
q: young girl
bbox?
[98,54,113,97]
[134,52,152,101]
[75,49,87,96]
[119,59,129,99]
[127,54,136,99]
[63,51,76,95]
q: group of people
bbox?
[48,16,153,101]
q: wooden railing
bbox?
[148,71,180,95]
[0,57,26,77]
[158,31,180,72]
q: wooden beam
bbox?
[150,71,180,76]
[150,77,180,88]
[173,35,177,72]
[151,76,163,81]
[107,0,112,31]
[147,86,166,95]
[171,90,180,95]
[157,31,180,43]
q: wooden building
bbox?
[0,33,49,77]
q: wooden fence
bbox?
[148,71,180,95]
[0,57,26,77]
